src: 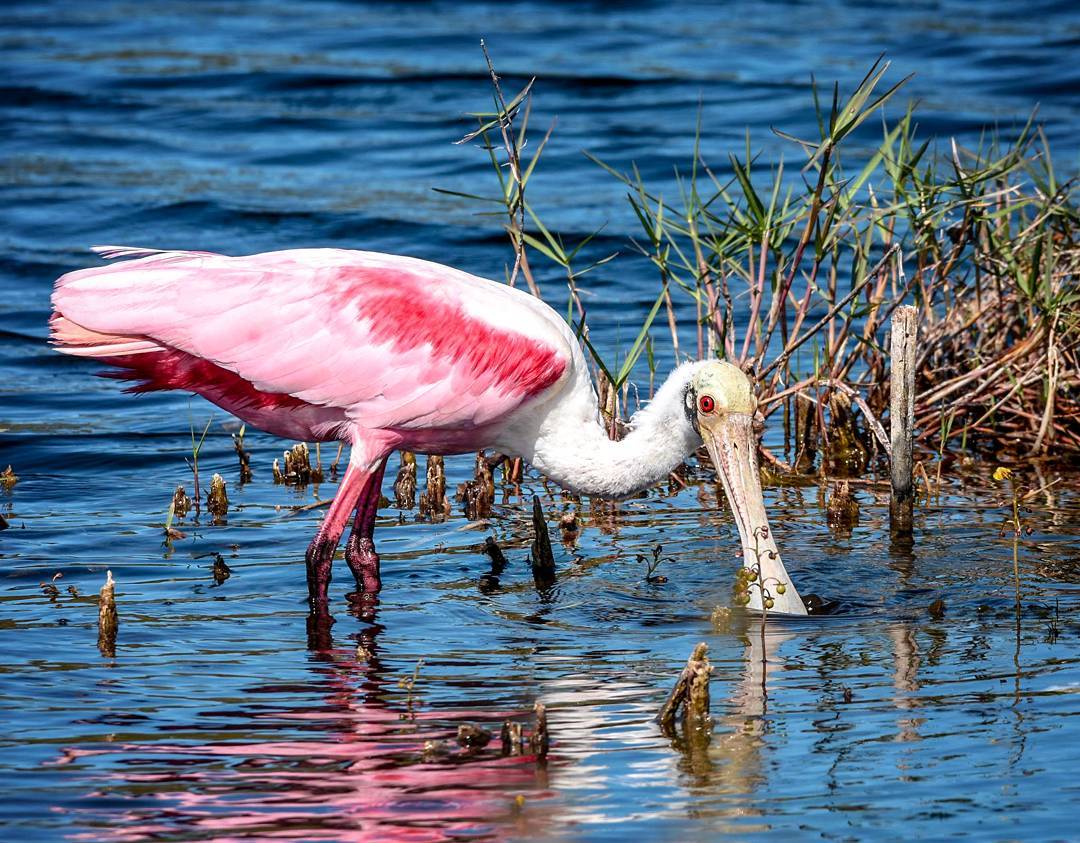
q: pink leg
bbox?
[344,457,388,594]
[305,459,368,611]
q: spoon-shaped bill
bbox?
[701,412,807,616]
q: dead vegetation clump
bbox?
[457,452,496,520]
[171,484,191,519]
[913,217,1079,456]
[276,443,314,486]
[206,473,228,520]
[419,455,451,521]
[393,451,417,509]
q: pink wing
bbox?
[51,248,570,438]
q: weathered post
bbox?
[98,570,118,658]
[530,496,556,588]
[889,305,917,534]
[656,642,712,737]
[393,451,417,509]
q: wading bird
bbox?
[51,247,806,615]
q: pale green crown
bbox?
[690,361,756,414]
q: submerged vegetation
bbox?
[446,51,1078,469]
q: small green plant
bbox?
[733,526,790,699]
[163,499,179,543]
[732,526,788,611]
[639,544,670,584]
[993,467,1032,535]
[185,413,213,517]
[993,466,1033,609]
[1046,599,1061,644]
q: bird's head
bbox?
[685,360,757,421]
[684,361,807,614]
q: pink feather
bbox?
[51,247,569,448]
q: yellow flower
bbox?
[993,466,1013,482]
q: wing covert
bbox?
[52,248,571,432]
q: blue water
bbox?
[2,2,1079,840]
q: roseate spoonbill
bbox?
[50,246,806,615]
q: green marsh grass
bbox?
[448,52,1078,466]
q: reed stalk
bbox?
[448,51,1077,463]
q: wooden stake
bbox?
[656,642,712,736]
[393,451,417,509]
[98,570,117,658]
[418,455,449,521]
[206,473,229,521]
[530,496,556,587]
[482,536,508,575]
[530,702,550,759]
[890,305,917,534]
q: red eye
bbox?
[699,395,715,413]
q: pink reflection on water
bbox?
[54,620,558,841]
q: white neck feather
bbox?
[519,362,703,499]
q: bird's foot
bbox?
[345,534,381,595]
[305,536,337,611]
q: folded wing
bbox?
[51,247,570,432]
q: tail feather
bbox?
[50,245,218,373]
[49,312,164,358]
[91,245,218,261]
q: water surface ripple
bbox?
[2,2,1079,840]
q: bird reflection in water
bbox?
[50,600,556,842]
